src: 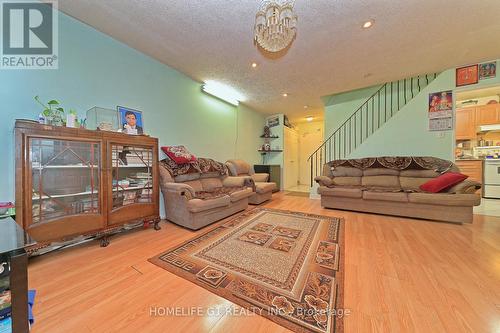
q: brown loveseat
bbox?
[226,159,276,204]
[159,157,254,230]
[315,156,481,224]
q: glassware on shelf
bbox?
[29,138,101,224]
[111,145,153,210]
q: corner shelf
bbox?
[258,150,283,155]
[260,135,279,139]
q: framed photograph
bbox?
[117,106,144,135]
[267,115,280,128]
[479,62,496,80]
[456,65,478,87]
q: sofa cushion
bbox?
[408,193,480,206]
[400,169,442,178]
[187,196,231,213]
[331,166,363,177]
[363,191,408,202]
[162,145,197,164]
[200,178,223,191]
[332,176,362,186]
[184,180,203,192]
[174,173,201,182]
[363,168,400,176]
[200,171,222,179]
[399,177,433,192]
[318,187,362,198]
[230,188,253,202]
[227,159,251,175]
[419,172,468,193]
[255,182,276,193]
[362,175,400,188]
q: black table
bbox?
[0,217,29,333]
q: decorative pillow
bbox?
[419,172,468,193]
[161,146,197,164]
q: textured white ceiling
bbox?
[58,0,500,123]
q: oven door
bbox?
[484,160,500,185]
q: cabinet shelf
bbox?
[32,164,99,169]
[260,135,279,139]
[32,185,152,200]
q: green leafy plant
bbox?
[34,96,66,125]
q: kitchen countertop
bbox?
[456,158,484,161]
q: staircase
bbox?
[308,73,439,186]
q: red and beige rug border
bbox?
[148,208,345,333]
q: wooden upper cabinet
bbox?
[455,107,477,140]
[475,104,500,126]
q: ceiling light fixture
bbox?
[282,93,288,97]
[202,81,244,106]
[251,62,258,68]
[254,0,298,53]
[304,105,308,109]
[362,20,374,29]
[306,116,314,122]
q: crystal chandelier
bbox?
[254,0,298,53]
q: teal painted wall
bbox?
[323,60,500,160]
[324,85,381,139]
[0,12,265,208]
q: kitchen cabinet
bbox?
[456,160,483,184]
[455,108,477,140]
[475,104,500,125]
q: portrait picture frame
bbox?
[479,62,497,80]
[456,65,478,87]
[117,106,144,135]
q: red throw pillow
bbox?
[161,146,197,164]
[419,172,468,193]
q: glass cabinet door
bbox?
[30,138,101,224]
[110,145,153,210]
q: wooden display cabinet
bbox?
[15,120,160,248]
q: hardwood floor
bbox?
[28,193,500,333]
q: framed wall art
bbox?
[456,65,478,87]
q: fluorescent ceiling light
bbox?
[202,81,244,106]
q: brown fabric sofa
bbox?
[159,158,254,230]
[315,156,481,224]
[226,159,276,204]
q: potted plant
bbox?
[34,96,66,126]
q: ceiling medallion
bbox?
[254,0,298,53]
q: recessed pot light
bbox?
[306,116,314,122]
[282,93,288,97]
[362,20,374,29]
[304,105,309,109]
[251,62,258,68]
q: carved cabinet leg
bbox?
[100,235,110,247]
[154,220,161,231]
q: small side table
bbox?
[1,217,30,333]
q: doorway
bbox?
[283,126,299,190]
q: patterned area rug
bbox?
[149,208,344,333]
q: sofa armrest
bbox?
[251,173,270,182]
[162,182,195,199]
[314,176,333,187]
[223,176,255,189]
[446,180,482,194]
